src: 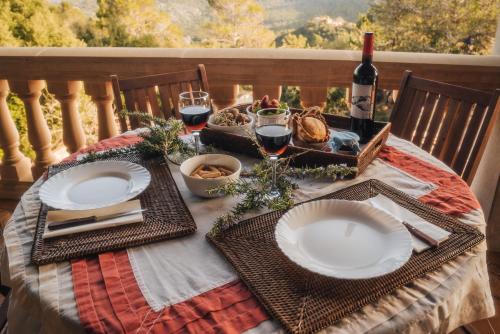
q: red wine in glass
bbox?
[255,124,292,156]
[180,105,211,132]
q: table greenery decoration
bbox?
[208,140,357,236]
[81,111,195,163]
[77,111,356,234]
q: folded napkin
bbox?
[43,200,144,239]
[363,194,450,253]
[330,131,361,155]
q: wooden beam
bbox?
[0,48,498,91]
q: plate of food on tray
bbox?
[207,107,254,136]
[291,106,332,152]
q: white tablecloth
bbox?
[1,134,494,334]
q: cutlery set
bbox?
[47,209,147,231]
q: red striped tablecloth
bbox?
[1,133,494,334]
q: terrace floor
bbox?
[0,199,498,334]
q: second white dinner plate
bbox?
[39,160,151,210]
[275,199,412,279]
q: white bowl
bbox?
[207,113,254,136]
[256,108,291,127]
[246,105,290,117]
[246,104,256,116]
[180,154,241,198]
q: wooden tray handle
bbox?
[365,133,385,162]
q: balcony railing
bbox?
[0,47,500,200]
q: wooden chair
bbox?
[390,70,499,184]
[111,64,210,132]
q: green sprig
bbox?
[79,147,135,163]
[284,164,357,181]
[125,111,195,160]
[81,111,196,163]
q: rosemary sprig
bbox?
[79,147,135,163]
[127,112,195,160]
[284,164,356,181]
[80,111,195,163]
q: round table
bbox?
[1,133,494,334]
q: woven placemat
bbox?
[32,151,196,265]
[207,179,484,334]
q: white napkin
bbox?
[363,194,450,253]
[43,200,144,239]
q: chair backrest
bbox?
[111,64,209,131]
[390,70,500,184]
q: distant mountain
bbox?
[50,0,370,34]
[159,0,211,37]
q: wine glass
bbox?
[179,91,211,155]
[255,108,292,199]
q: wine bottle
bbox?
[350,32,378,144]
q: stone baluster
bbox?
[0,80,32,182]
[253,85,281,101]
[47,81,86,153]
[210,84,238,110]
[391,90,399,103]
[300,86,328,110]
[85,81,118,140]
[10,80,56,178]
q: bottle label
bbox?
[351,83,374,119]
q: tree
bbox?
[0,1,19,46]
[280,86,301,109]
[0,0,84,47]
[93,0,184,47]
[53,1,96,45]
[276,16,358,50]
[279,33,309,48]
[203,0,275,48]
[358,0,499,55]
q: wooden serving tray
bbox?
[200,105,391,177]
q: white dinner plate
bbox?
[39,161,151,210]
[275,199,412,279]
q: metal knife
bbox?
[47,209,146,231]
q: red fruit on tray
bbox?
[270,99,280,108]
[260,95,270,108]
